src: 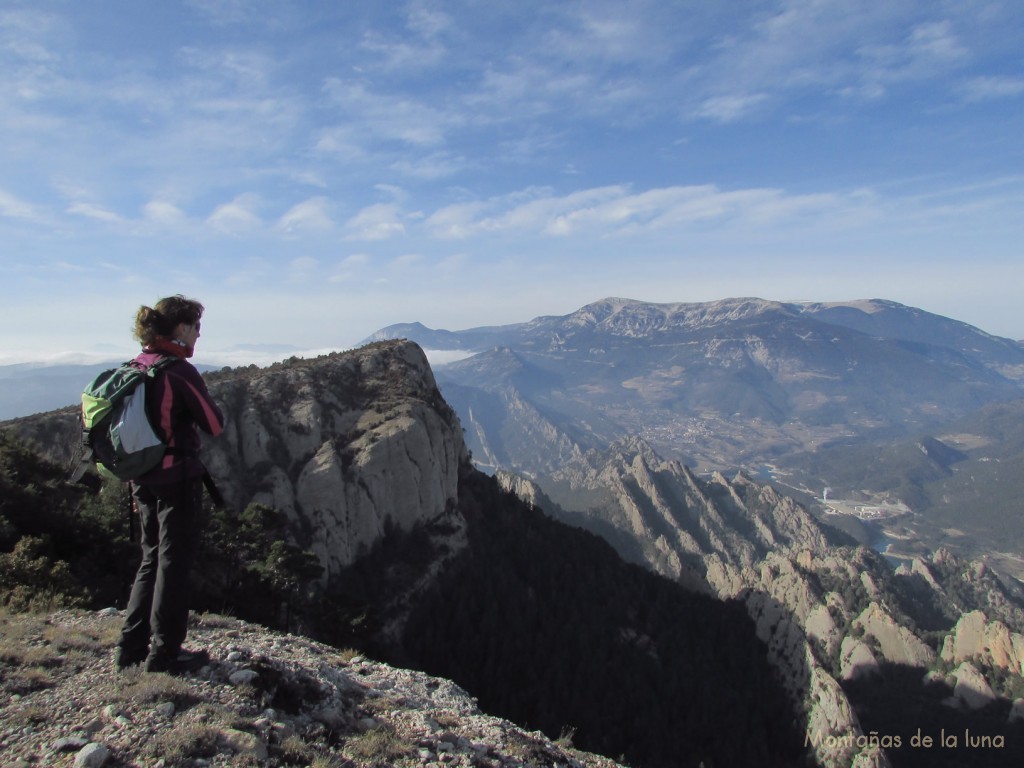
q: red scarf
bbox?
[145,337,193,359]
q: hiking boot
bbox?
[145,648,210,674]
[114,646,148,671]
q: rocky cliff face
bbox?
[500,438,1024,768]
[201,341,468,582]
[8,341,469,585]
[499,440,881,767]
[942,610,1024,677]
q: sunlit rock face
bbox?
[199,340,469,581]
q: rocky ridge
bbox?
[10,341,468,586]
[499,437,1024,768]
[0,608,621,768]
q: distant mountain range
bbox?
[365,296,1024,562]
[365,296,1024,469]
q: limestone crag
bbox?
[852,602,936,667]
[201,341,469,582]
[941,610,1024,676]
[550,437,831,591]
[951,661,999,710]
[839,635,880,681]
[521,438,886,768]
[6,341,469,586]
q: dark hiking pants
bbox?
[118,477,204,663]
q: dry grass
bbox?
[344,724,414,763]
[310,752,348,768]
[335,646,363,663]
[279,733,315,763]
[146,722,221,763]
[431,711,461,729]
[112,666,195,706]
[189,701,250,731]
[196,611,242,629]
[42,623,106,652]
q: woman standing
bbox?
[114,295,224,674]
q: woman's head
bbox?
[134,295,205,349]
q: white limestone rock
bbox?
[852,603,935,668]
[839,636,880,681]
[952,661,997,710]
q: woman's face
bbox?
[175,319,201,349]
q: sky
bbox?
[1,0,1023,367]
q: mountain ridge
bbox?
[367,296,1023,363]
[364,297,1024,563]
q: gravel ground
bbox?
[0,608,622,768]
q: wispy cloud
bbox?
[143,200,189,228]
[425,183,866,239]
[321,79,452,147]
[277,197,333,233]
[67,202,122,223]
[2,1,1022,352]
[345,203,406,241]
[206,194,263,235]
[0,188,45,222]
[959,75,1024,102]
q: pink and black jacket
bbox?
[133,342,224,485]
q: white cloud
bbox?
[696,93,769,123]
[425,183,876,241]
[287,256,319,282]
[424,201,485,239]
[321,78,451,147]
[0,188,44,221]
[437,252,468,271]
[390,253,422,270]
[206,194,263,234]
[358,31,446,73]
[277,196,333,233]
[342,253,371,267]
[906,21,967,65]
[66,202,122,223]
[345,203,405,241]
[183,0,262,27]
[390,151,466,180]
[959,75,1024,102]
[143,200,188,227]
[675,3,983,120]
[405,1,453,39]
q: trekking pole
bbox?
[202,471,225,509]
[126,481,138,544]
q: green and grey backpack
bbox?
[75,356,176,482]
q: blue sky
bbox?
[2,0,1022,365]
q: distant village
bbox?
[820,487,911,520]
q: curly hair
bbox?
[133,295,205,347]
